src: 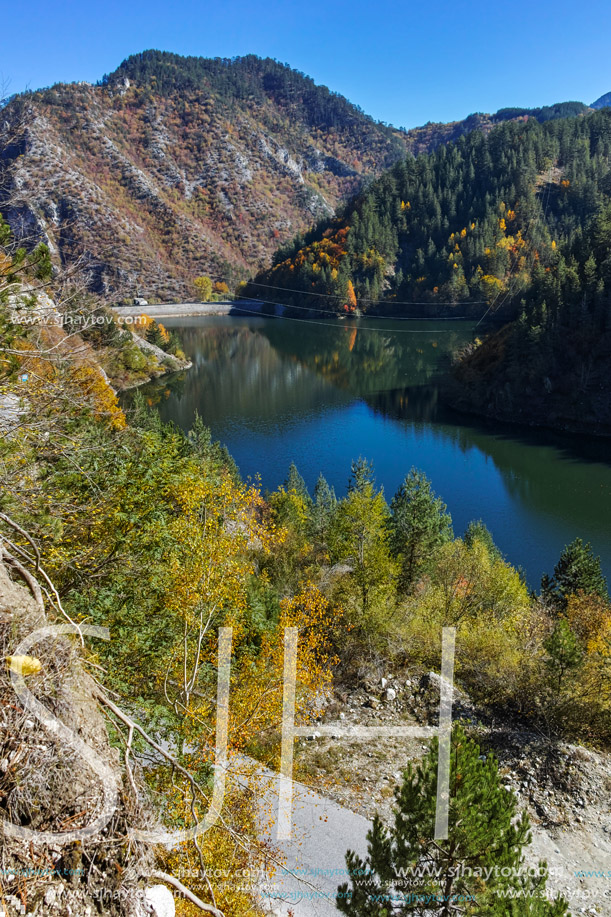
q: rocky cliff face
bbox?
[1,52,556,303]
[0,54,413,301]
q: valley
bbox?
[1,39,611,917]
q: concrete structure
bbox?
[113,300,269,319]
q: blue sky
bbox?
[2,0,610,128]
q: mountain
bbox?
[0,49,590,301]
[592,92,611,109]
[249,108,611,317]
[0,51,412,300]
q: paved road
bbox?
[250,766,371,917]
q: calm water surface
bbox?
[140,315,611,586]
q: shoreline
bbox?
[113,301,487,322]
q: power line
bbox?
[231,295,470,333]
[245,279,488,307]
[237,293,474,321]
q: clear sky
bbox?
[2,0,610,128]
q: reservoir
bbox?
[141,315,611,587]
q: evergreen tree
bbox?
[389,469,453,592]
[145,320,167,348]
[128,389,164,434]
[285,461,311,503]
[542,537,608,609]
[464,519,503,562]
[311,472,337,538]
[544,619,583,691]
[187,411,213,457]
[348,457,375,493]
[337,726,569,916]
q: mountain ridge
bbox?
[0,51,597,300]
[591,91,611,109]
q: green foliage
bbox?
[145,319,167,347]
[104,51,406,148]
[492,101,588,123]
[252,109,611,316]
[542,537,609,609]
[119,341,148,372]
[328,464,394,614]
[311,472,337,539]
[337,725,569,916]
[186,410,239,479]
[285,461,311,504]
[453,195,611,429]
[464,519,503,561]
[544,619,583,691]
[348,457,376,493]
[389,468,453,592]
[400,538,535,706]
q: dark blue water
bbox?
[141,315,611,587]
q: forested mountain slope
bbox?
[250,109,611,317]
[449,200,611,435]
[0,49,591,301]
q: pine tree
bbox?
[285,461,311,503]
[311,472,337,538]
[187,411,213,458]
[542,537,608,609]
[348,457,375,493]
[544,619,583,691]
[146,320,167,348]
[337,726,569,916]
[464,519,503,562]
[389,468,453,593]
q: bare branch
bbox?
[145,871,225,917]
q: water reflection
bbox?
[135,316,611,585]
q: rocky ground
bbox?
[294,671,611,915]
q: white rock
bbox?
[385,688,397,702]
[381,678,388,689]
[144,885,175,917]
